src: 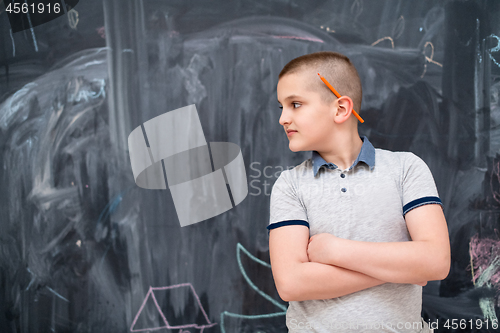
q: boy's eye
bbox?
[278,102,301,109]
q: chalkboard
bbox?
[1,0,500,332]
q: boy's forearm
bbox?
[328,238,444,283]
[283,261,386,302]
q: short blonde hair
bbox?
[278,51,362,113]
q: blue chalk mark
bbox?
[91,79,106,99]
[487,34,500,68]
[9,29,15,57]
[236,243,286,311]
[219,243,286,333]
[26,267,35,291]
[23,0,38,52]
[99,245,111,269]
[490,34,500,52]
[25,269,69,303]
[96,193,121,225]
[97,186,135,269]
[26,277,35,291]
[46,286,69,302]
[96,186,134,226]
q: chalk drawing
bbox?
[9,29,15,57]
[97,26,106,39]
[130,283,217,332]
[271,35,324,43]
[487,34,500,68]
[219,243,287,333]
[468,233,500,323]
[320,25,335,33]
[95,186,135,268]
[491,158,500,205]
[22,0,38,52]
[96,188,130,228]
[421,42,442,79]
[393,15,405,40]
[350,0,363,22]
[68,9,79,29]
[46,286,69,303]
[24,267,69,302]
[371,36,394,48]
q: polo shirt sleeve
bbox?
[402,152,444,217]
[267,170,309,235]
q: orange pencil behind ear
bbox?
[318,73,364,123]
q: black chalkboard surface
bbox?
[1,0,500,332]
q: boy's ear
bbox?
[336,96,354,115]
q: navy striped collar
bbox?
[312,135,375,177]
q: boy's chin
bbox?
[288,144,306,152]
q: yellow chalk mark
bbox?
[371,36,394,49]
[320,25,335,33]
[421,42,443,78]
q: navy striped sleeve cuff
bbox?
[267,220,309,236]
[403,196,443,216]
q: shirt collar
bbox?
[312,135,375,177]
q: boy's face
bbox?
[277,71,337,152]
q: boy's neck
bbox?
[316,133,363,171]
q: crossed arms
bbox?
[268,203,451,302]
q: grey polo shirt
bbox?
[267,135,443,333]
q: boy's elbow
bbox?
[278,289,291,302]
[274,266,304,302]
[281,286,306,302]
[275,280,291,302]
[431,251,451,281]
[276,276,298,302]
[437,255,451,280]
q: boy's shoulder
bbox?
[280,158,313,178]
[271,159,312,190]
[374,147,423,168]
[375,146,415,158]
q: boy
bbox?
[267,51,450,333]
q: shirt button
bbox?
[341,187,346,192]
[341,173,345,178]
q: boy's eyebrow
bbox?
[277,94,303,103]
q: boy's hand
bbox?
[307,233,339,265]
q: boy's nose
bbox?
[279,111,291,126]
